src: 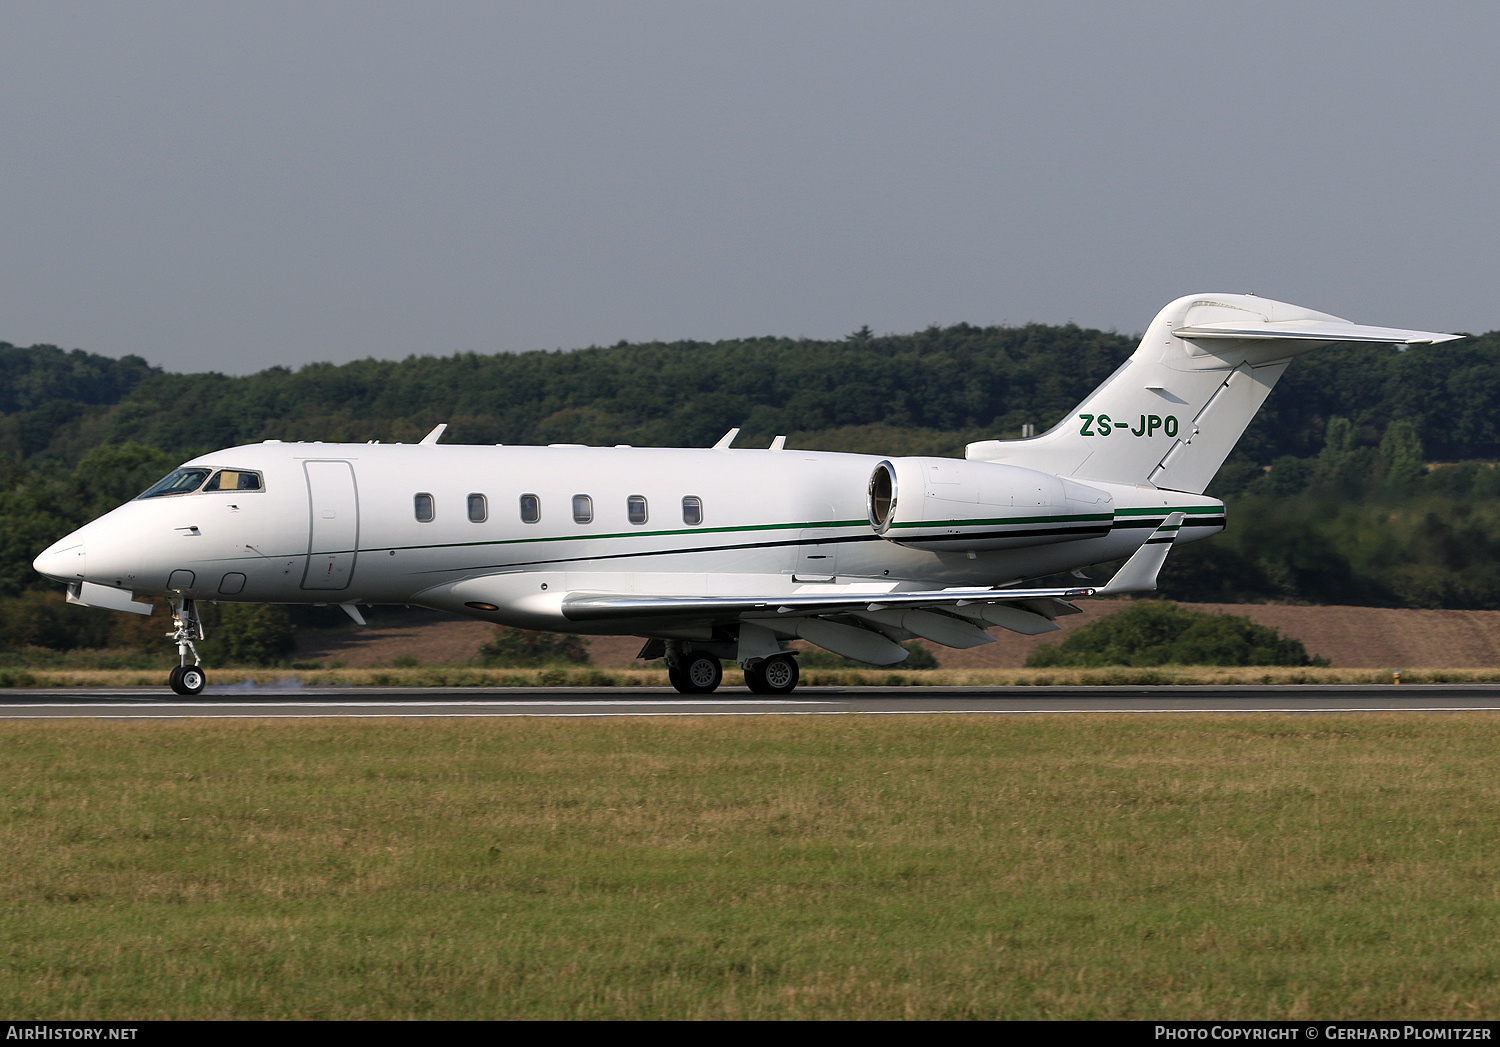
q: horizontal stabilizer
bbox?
[1095,513,1183,596]
[1172,320,1461,346]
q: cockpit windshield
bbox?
[136,468,212,499]
[204,469,263,492]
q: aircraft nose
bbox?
[33,541,85,583]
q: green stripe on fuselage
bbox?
[230,517,873,563]
[233,505,1222,564]
[1114,505,1222,516]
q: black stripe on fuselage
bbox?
[888,523,1112,544]
[1114,515,1225,530]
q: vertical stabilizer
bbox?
[965,294,1458,495]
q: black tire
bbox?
[171,665,207,696]
[744,665,772,694]
[672,652,723,694]
[756,654,799,695]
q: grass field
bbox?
[3,715,1499,1019]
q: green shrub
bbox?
[0,590,115,650]
[1026,601,1325,668]
[477,628,591,667]
[198,604,298,666]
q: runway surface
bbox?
[5,684,1500,719]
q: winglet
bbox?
[1095,512,1184,596]
[420,423,448,445]
[712,428,741,450]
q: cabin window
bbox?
[682,496,703,525]
[136,468,211,499]
[572,494,593,524]
[204,469,264,492]
[519,494,540,524]
[467,493,488,523]
[627,495,648,525]
[414,493,434,522]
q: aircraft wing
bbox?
[562,514,1183,664]
[562,584,1094,662]
[561,583,1097,624]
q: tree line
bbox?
[4,320,1500,650]
[5,323,1500,468]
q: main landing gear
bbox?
[660,640,801,695]
[668,650,724,694]
[743,654,799,695]
[166,597,207,696]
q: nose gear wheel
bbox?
[165,597,207,696]
[169,664,207,696]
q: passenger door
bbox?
[302,460,359,590]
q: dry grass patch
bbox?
[8,665,1500,688]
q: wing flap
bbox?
[966,603,1062,635]
[785,617,910,664]
[853,608,996,649]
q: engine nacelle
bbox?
[867,458,1114,550]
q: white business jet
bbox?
[33,294,1457,695]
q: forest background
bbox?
[4,319,1499,660]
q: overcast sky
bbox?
[1,1,1494,375]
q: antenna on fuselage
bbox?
[420,423,448,445]
[712,428,740,450]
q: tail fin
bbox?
[966,294,1458,494]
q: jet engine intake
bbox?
[867,458,1113,550]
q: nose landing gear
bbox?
[166,598,207,696]
[168,664,207,696]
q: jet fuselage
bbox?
[34,440,1223,634]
